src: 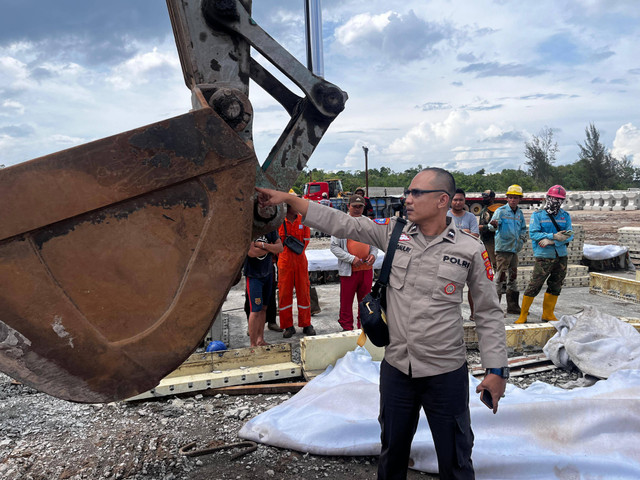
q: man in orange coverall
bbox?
[278,202,317,338]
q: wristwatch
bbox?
[486,367,509,379]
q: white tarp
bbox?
[544,306,640,378]
[583,243,629,261]
[306,249,385,272]
[240,346,640,479]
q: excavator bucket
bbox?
[0,106,257,402]
[0,0,346,403]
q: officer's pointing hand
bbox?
[256,187,289,207]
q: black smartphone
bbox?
[480,390,493,410]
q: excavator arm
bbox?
[0,0,346,403]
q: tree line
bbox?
[294,124,640,194]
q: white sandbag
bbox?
[240,347,640,478]
[544,306,640,378]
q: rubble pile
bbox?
[0,373,386,480]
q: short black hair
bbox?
[420,167,456,199]
[454,188,465,198]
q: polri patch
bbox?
[482,250,489,260]
[443,255,470,269]
[374,218,390,225]
[485,263,494,281]
[444,283,456,295]
[399,233,411,241]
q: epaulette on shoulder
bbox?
[460,230,482,243]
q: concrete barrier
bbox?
[565,193,584,211]
[599,192,613,211]
[626,191,639,211]
[612,192,629,211]
[582,192,598,210]
[474,190,637,211]
[567,190,639,212]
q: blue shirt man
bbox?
[489,184,527,314]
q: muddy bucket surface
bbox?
[0,107,257,402]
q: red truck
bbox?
[303,179,345,201]
[465,194,544,214]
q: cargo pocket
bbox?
[388,253,410,290]
[431,263,467,303]
[454,411,474,470]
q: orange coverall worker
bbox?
[277,215,312,329]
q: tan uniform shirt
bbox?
[304,201,507,377]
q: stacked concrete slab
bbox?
[618,227,640,267]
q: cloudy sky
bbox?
[1,0,639,175]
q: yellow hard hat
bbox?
[288,189,296,195]
[506,184,523,196]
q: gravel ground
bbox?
[0,352,582,480]
[0,208,635,479]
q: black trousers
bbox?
[377,361,474,480]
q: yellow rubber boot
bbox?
[541,293,559,322]
[515,295,534,324]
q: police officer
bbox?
[516,185,573,323]
[257,167,508,480]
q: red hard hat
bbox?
[547,185,566,199]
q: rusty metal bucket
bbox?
[0,106,257,402]
[0,0,346,403]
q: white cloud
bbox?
[0,55,28,84]
[107,47,180,89]
[386,110,471,156]
[333,10,452,62]
[612,123,640,165]
[339,141,383,170]
[335,12,392,46]
[1,99,24,115]
[49,134,85,146]
[1,0,639,176]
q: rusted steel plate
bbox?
[0,108,257,403]
[0,107,254,242]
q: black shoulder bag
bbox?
[282,221,305,255]
[357,218,407,347]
